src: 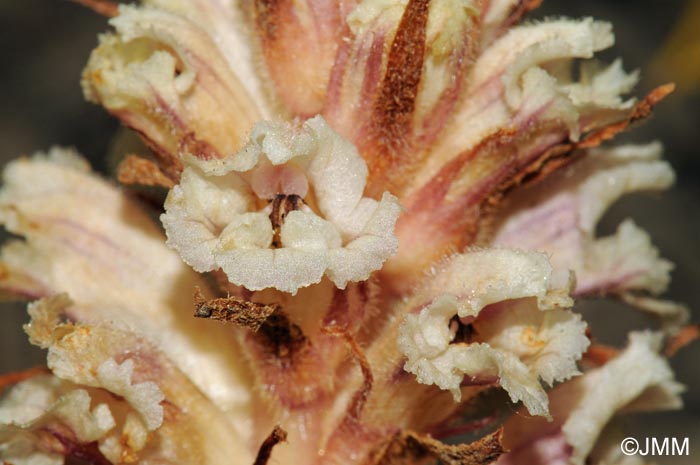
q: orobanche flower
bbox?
[0,1,694,465]
[398,249,588,418]
[497,331,684,465]
[162,116,402,293]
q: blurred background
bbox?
[1,0,698,462]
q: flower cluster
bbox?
[0,1,693,465]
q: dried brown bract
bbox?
[369,428,504,465]
[193,286,278,332]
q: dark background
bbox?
[1,1,698,461]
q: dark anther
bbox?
[269,194,306,247]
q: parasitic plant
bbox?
[0,1,695,464]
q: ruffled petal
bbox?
[162,115,401,293]
[1,295,254,465]
[492,143,688,327]
[499,331,684,465]
[387,18,661,280]
[0,149,254,437]
[398,249,588,417]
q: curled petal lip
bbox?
[398,249,588,418]
[162,116,402,293]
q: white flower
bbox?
[499,331,684,465]
[398,249,589,417]
[162,115,402,293]
[492,142,688,328]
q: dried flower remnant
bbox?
[161,115,402,293]
[0,1,694,465]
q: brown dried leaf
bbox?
[193,287,278,332]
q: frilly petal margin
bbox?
[492,142,689,328]
[0,148,255,441]
[0,294,253,465]
[162,115,402,294]
[387,17,663,281]
[498,331,684,465]
[398,249,589,417]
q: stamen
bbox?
[269,194,306,248]
[253,425,287,465]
